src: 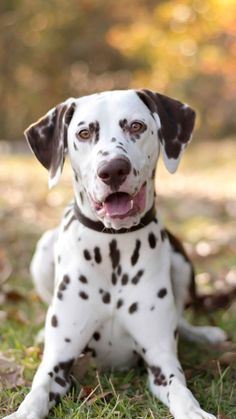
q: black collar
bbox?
[74,201,156,234]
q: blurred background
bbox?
[0,1,236,415]
[0,0,236,143]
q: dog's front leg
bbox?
[4,283,101,419]
[145,348,216,419]
[121,281,216,419]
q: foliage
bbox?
[0,0,236,140]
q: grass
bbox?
[0,139,236,418]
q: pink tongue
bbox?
[104,193,132,216]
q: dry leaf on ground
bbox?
[0,352,27,389]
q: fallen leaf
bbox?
[85,390,112,405]
[0,352,27,389]
[78,385,95,400]
[6,289,26,302]
[218,352,236,367]
[8,309,29,325]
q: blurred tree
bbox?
[0,0,235,141]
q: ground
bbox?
[0,139,236,418]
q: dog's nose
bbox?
[97,156,131,189]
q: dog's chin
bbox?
[99,210,144,230]
[92,184,147,230]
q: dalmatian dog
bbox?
[5,89,227,419]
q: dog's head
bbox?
[25,89,195,229]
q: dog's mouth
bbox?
[92,184,146,219]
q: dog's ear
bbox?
[24,99,76,188]
[137,89,196,173]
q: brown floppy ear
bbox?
[24,99,76,188]
[137,89,196,173]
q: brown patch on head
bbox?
[24,100,76,184]
[136,89,196,172]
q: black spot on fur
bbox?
[93,332,101,341]
[111,137,116,142]
[160,229,167,241]
[84,249,91,260]
[129,302,138,314]
[109,240,120,270]
[79,191,84,204]
[174,328,178,339]
[89,121,100,143]
[55,376,67,387]
[49,392,60,404]
[51,315,58,327]
[54,366,59,373]
[150,365,167,386]
[73,141,78,151]
[59,359,74,377]
[59,282,66,291]
[157,288,167,298]
[94,247,102,264]
[48,371,53,377]
[111,272,117,285]
[117,299,123,309]
[63,275,70,284]
[119,119,128,130]
[79,275,88,284]
[57,292,63,300]
[131,240,141,266]
[131,269,144,284]
[102,292,111,304]
[148,232,157,249]
[79,291,89,300]
[65,338,71,343]
[58,255,61,263]
[117,265,122,276]
[121,273,129,285]
[133,168,137,176]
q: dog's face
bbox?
[25,89,196,229]
[67,90,159,229]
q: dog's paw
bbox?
[201,326,227,344]
[174,408,216,419]
[3,414,39,419]
[4,388,49,419]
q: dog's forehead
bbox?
[72,90,149,122]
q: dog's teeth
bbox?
[130,200,134,209]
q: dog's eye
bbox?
[130,121,144,134]
[76,129,91,140]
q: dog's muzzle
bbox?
[91,183,147,219]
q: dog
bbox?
[4,89,227,419]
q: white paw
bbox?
[202,326,227,344]
[4,388,49,419]
[174,407,216,419]
[3,413,39,419]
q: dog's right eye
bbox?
[76,129,91,140]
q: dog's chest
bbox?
[55,216,170,368]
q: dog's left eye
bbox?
[76,129,91,140]
[130,121,145,133]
